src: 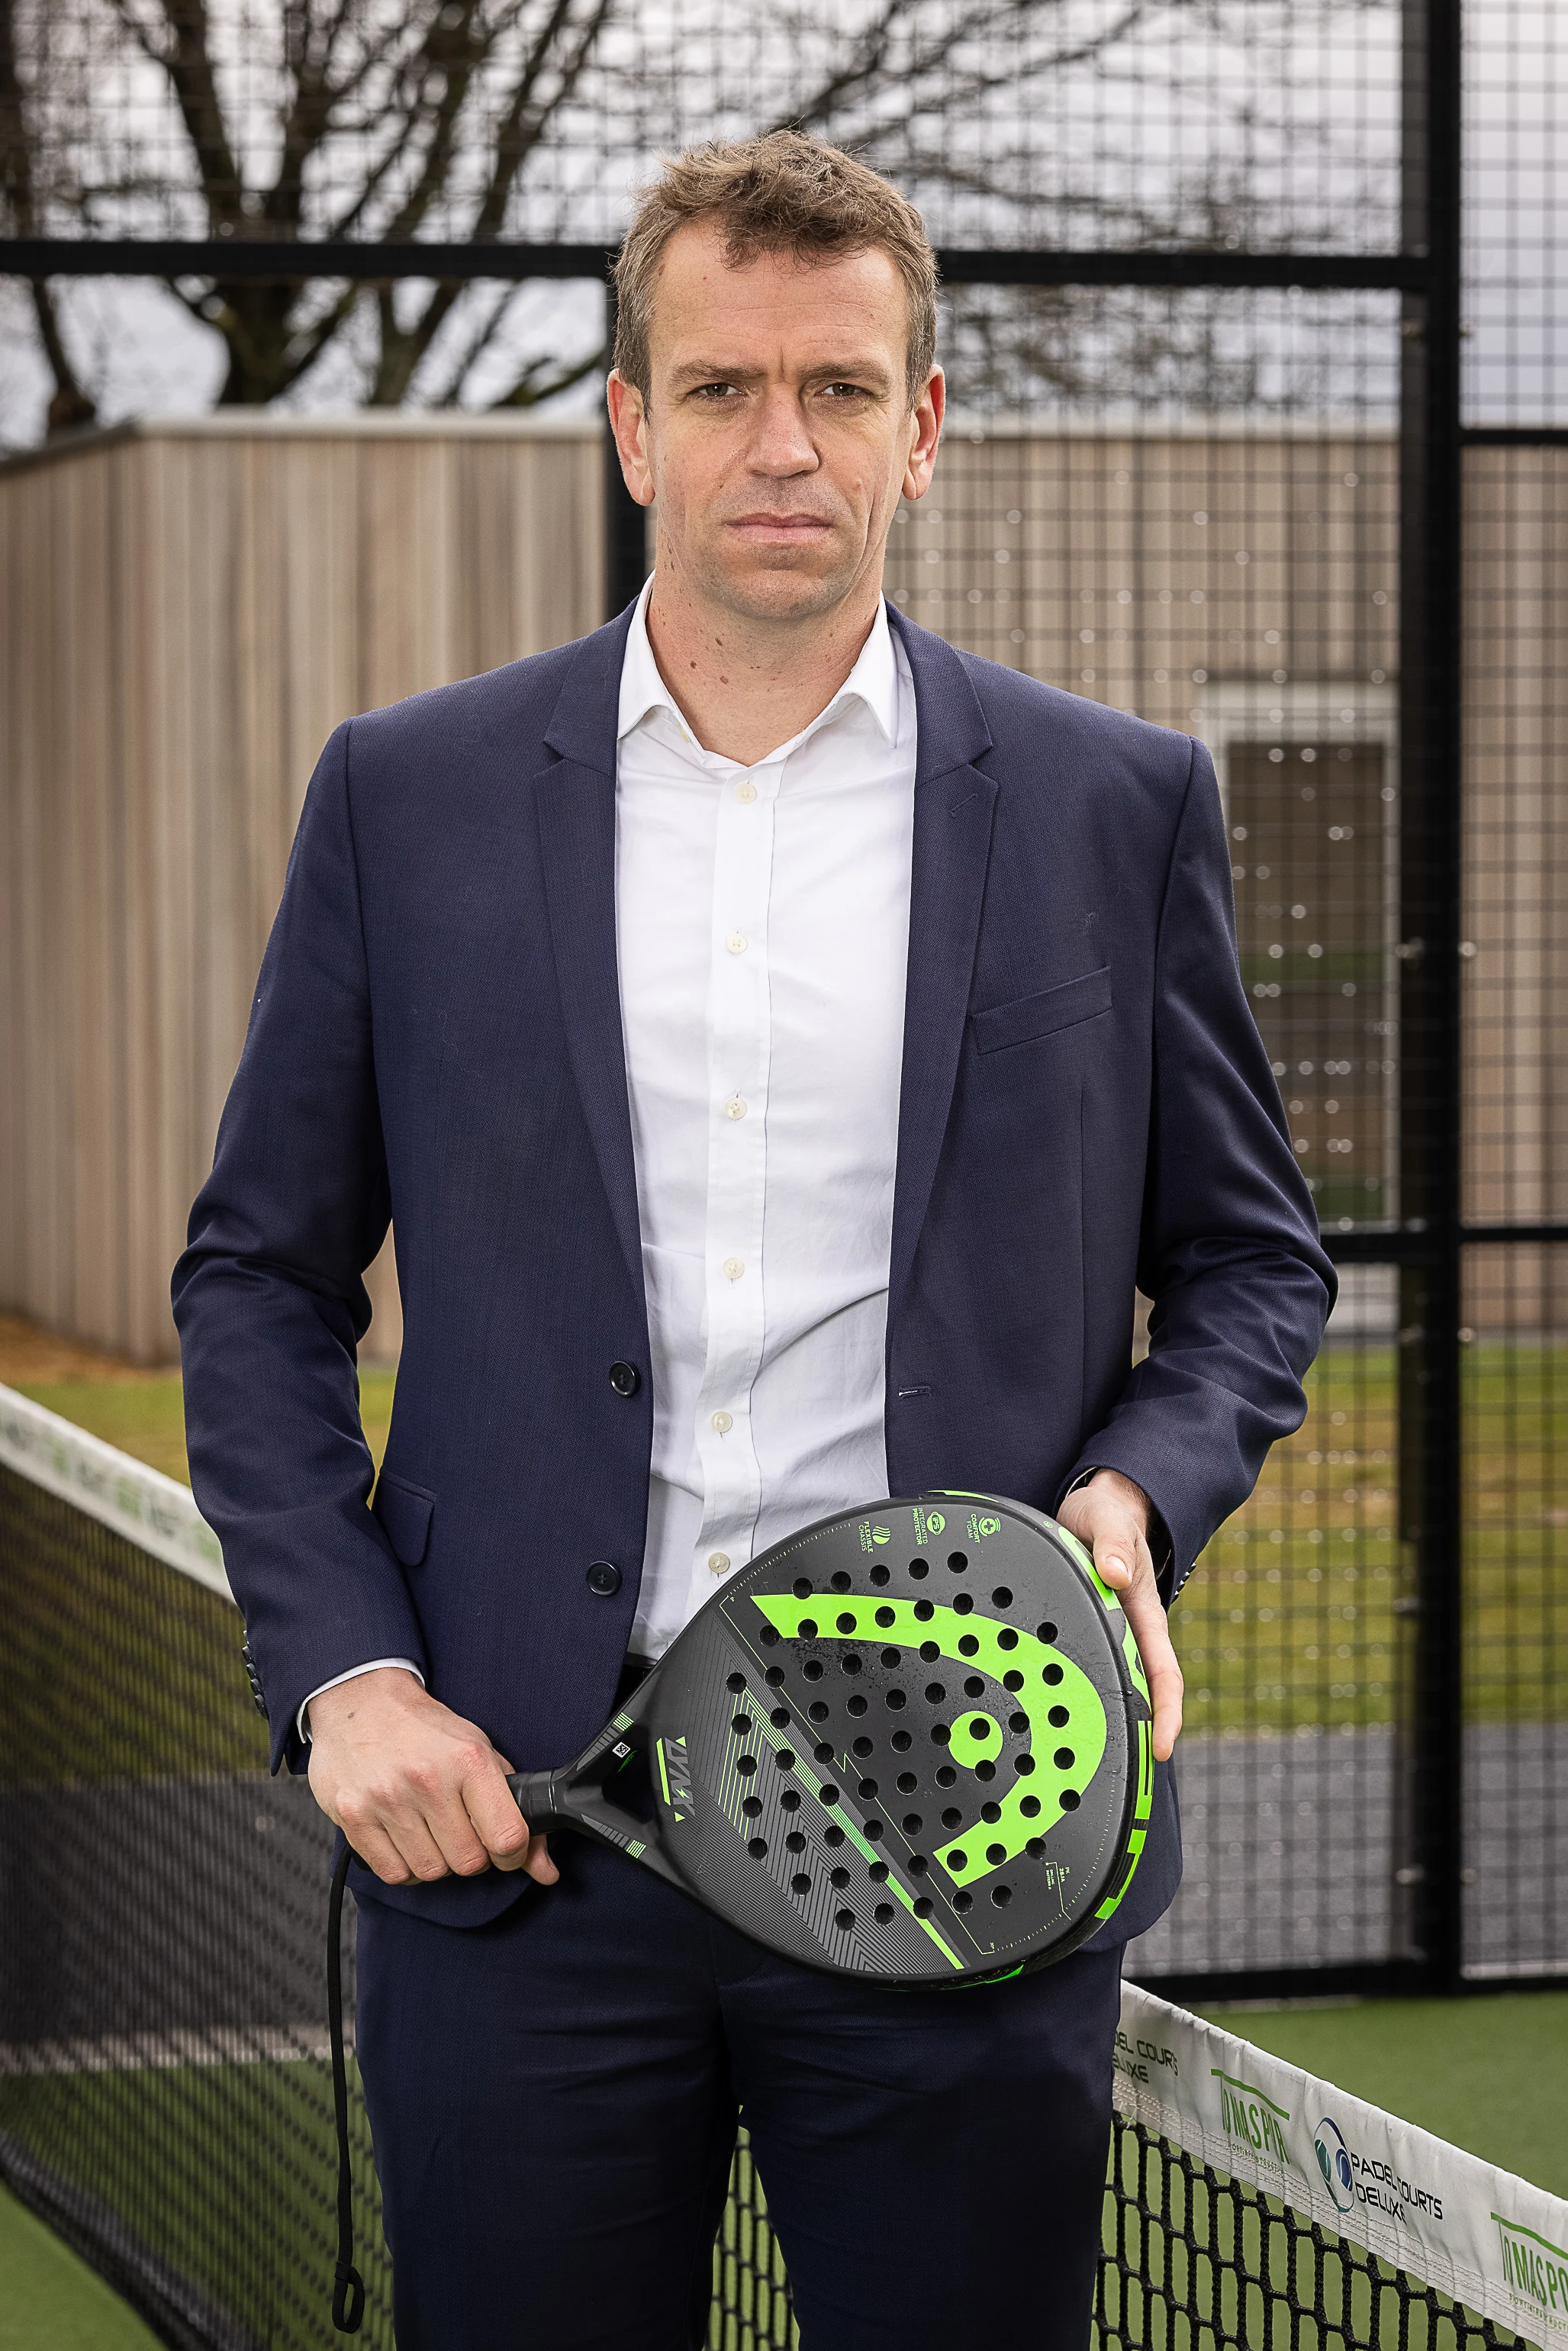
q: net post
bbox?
[1396,0,1467,1995]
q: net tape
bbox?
[2,1382,1563,2351]
[1110,1992,1568,2351]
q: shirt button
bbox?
[585,1560,622,1597]
[726,931,748,955]
[724,1096,747,1121]
[735,781,757,804]
[708,1551,732,1575]
[710,1409,732,1435]
[608,1361,640,1397]
[723,1256,745,1281]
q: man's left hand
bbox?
[1056,1469,1183,1762]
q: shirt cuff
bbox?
[298,1659,424,1744]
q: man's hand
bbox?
[1056,1470,1183,1763]
[306,1667,559,1889]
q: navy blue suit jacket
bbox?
[173,604,1333,1941]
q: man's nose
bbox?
[747,387,819,475]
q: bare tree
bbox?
[2,0,1389,435]
[3,0,620,423]
[118,0,614,407]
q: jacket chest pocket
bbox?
[970,965,1112,1055]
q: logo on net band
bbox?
[1493,2215,1568,2324]
[1314,2116,1444,2227]
[1315,2118,1355,2214]
[1213,2070,1292,2170]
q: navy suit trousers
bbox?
[356,1840,1123,2350]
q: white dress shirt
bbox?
[617,585,917,1657]
[303,586,916,1730]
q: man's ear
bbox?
[902,367,945,502]
[607,371,656,509]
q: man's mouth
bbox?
[729,513,835,535]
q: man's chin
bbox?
[702,559,864,626]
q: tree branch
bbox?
[0,0,97,430]
[365,0,615,403]
[110,0,249,227]
[485,341,602,406]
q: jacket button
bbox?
[608,1361,640,1397]
[586,1560,622,1597]
[240,1634,269,1721]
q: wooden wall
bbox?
[883,427,1399,733]
[0,417,603,1362]
[2,418,1558,1362]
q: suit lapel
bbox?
[534,608,645,1300]
[887,612,999,1327]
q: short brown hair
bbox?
[613,130,938,405]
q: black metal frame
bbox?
[3,0,1560,2002]
[1398,0,1467,1998]
[0,237,1434,291]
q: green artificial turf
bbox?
[28,1344,1564,1737]
[14,1350,1568,1744]
[1163,1339,1568,1734]
[0,2185,161,2350]
[14,1367,398,1490]
[1199,1992,1568,2199]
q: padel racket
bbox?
[507,1490,1154,1984]
[324,1490,1152,2328]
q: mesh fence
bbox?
[2,1428,1554,2351]
[1,7,1566,2345]
[0,0,1563,2024]
[11,2,1402,248]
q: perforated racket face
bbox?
[614,1494,1153,1985]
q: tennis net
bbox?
[2,1382,1563,2351]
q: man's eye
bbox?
[820,382,871,398]
[693,382,741,399]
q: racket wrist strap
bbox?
[327,1840,365,2335]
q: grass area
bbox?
[0,1317,398,1788]
[9,1376,196,1483]
[1200,1992,1568,2199]
[3,1366,401,1486]
[3,1311,1563,1737]
[0,2185,160,2351]
[1177,1342,1404,1735]
[1166,1341,1567,1733]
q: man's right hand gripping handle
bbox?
[306,1667,559,1886]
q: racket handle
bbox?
[507,1770,562,1831]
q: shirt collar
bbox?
[616,578,902,759]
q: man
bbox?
[175,131,1331,2350]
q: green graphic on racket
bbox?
[507,1491,1154,1985]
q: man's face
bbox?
[610,221,942,626]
